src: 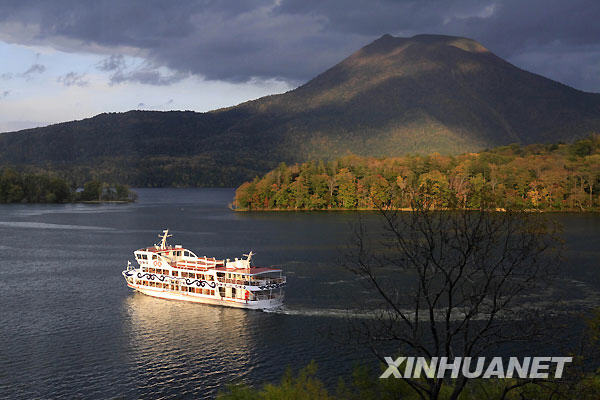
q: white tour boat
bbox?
[122,230,285,310]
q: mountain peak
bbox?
[365,33,490,55]
[360,34,407,55]
[1,33,599,187]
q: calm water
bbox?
[1,189,599,399]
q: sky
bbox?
[0,0,599,132]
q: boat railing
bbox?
[216,277,286,286]
[250,277,286,285]
[253,293,283,301]
[173,260,223,271]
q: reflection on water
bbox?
[120,291,363,399]
[123,294,256,397]
[1,188,599,399]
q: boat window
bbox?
[152,254,158,260]
[184,251,190,257]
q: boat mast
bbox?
[158,229,172,250]
[243,251,254,270]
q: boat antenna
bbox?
[158,229,172,250]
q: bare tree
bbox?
[342,197,563,400]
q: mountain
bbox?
[1,34,600,187]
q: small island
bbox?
[233,136,600,212]
[0,168,137,204]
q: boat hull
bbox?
[127,283,283,310]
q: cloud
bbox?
[1,72,13,80]
[110,66,187,86]
[1,90,9,98]
[134,98,176,110]
[97,54,187,86]
[97,54,126,72]
[22,63,45,76]
[57,71,88,87]
[0,1,598,90]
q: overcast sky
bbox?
[0,0,598,132]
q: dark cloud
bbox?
[96,54,186,85]
[22,63,46,76]
[0,0,598,91]
[97,55,126,72]
[110,66,187,86]
[57,71,88,87]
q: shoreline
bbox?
[232,207,600,213]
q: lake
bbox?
[1,188,599,399]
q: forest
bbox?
[0,168,137,203]
[233,136,600,211]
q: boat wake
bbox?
[264,279,600,321]
[263,305,376,319]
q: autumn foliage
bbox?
[234,136,600,211]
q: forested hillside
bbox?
[2,34,600,187]
[234,136,600,211]
[0,168,136,203]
